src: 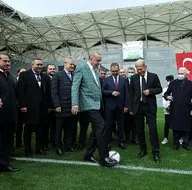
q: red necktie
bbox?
[114,76,118,89]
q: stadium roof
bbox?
[0,0,192,62]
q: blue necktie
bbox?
[35,72,41,82]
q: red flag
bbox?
[176,52,192,80]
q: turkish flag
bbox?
[176,52,192,80]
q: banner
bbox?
[122,41,143,60]
[176,52,192,80]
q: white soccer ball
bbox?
[109,150,120,163]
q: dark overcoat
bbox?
[0,71,17,123]
[17,69,51,124]
[164,79,192,132]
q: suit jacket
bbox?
[129,72,162,115]
[17,69,51,124]
[51,70,73,117]
[102,75,128,110]
[0,71,18,123]
[71,62,102,112]
[164,79,192,132]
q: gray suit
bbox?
[72,62,109,162]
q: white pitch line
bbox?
[14,157,192,175]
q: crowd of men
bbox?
[1,51,192,172]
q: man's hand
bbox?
[55,107,61,113]
[20,107,27,113]
[190,111,192,116]
[112,91,120,96]
[72,105,79,115]
[0,98,3,108]
[124,107,128,113]
[143,89,150,96]
[167,96,173,101]
[130,112,134,116]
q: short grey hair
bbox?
[178,67,189,75]
[64,56,75,64]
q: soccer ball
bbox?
[109,150,120,163]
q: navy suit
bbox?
[102,75,128,144]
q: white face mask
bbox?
[177,74,185,80]
[127,73,134,79]
[167,81,170,86]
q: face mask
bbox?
[127,73,134,79]
[177,74,185,80]
[167,82,170,86]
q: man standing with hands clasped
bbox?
[129,59,162,162]
[71,51,117,167]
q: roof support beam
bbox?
[143,6,148,48]
[116,9,127,42]
[67,15,89,53]
[168,5,172,47]
[90,12,107,51]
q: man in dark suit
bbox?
[72,51,117,167]
[129,59,162,162]
[17,58,51,157]
[0,54,19,172]
[51,57,77,155]
[44,64,57,148]
[15,68,27,148]
[164,67,192,150]
[102,63,128,149]
[124,66,137,144]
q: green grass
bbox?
[1,108,192,190]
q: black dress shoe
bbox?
[137,150,147,158]
[24,153,32,157]
[35,149,47,155]
[182,145,190,150]
[1,166,20,172]
[118,143,126,149]
[99,157,118,167]
[65,147,74,152]
[78,144,84,151]
[16,144,23,148]
[131,140,138,145]
[84,156,99,163]
[56,149,63,156]
[173,145,179,150]
[153,154,160,163]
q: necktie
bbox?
[35,73,41,82]
[35,72,41,86]
[114,76,118,90]
[141,76,147,103]
[67,72,72,80]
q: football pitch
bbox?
[1,108,192,190]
